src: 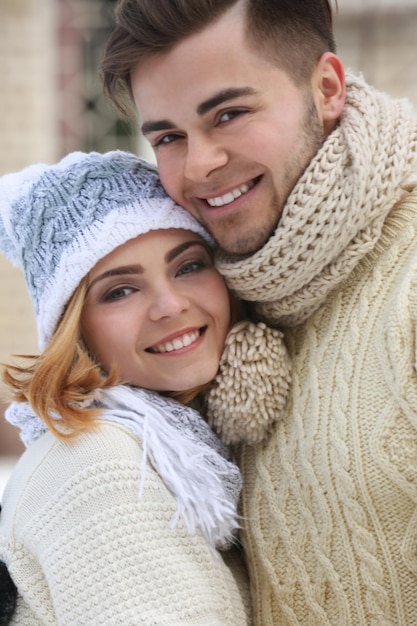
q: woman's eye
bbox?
[104,286,135,301]
[177,261,204,276]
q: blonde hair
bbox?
[3,278,119,439]
[3,276,237,439]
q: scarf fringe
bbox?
[6,386,242,550]
[99,387,241,549]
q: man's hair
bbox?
[100,0,336,118]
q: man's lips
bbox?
[199,176,260,208]
[147,327,205,354]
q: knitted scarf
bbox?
[216,71,417,325]
[6,76,417,468]
[5,385,241,550]
[205,72,417,444]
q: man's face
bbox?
[132,10,330,256]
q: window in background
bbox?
[57,0,137,157]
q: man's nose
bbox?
[183,133,229,182]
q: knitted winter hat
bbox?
[0,150,212,349]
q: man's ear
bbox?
[314,52,345,134]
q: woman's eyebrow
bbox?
[88,265,143,290]
[165,240,208,263]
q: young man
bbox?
[101,1,417,624]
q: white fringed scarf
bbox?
[6,75,417,471]
[5,385,242,550]
[205,72,417,444]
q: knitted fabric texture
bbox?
[206,321,292,444]
[205,72,417,444]
[239,197,417,625]
[216,71,417,323]
[5,385,242,549]
[0,424,250,624]
[0,150,212,349]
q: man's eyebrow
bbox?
[196,87,257,116]
[141,87,257,135]
[142,119,176,136]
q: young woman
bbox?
[0,151,253,625]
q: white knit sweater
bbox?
[240,194,417,625]
[0,423,250,625]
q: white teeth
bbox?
[207,182,252,207]
[151,330,200,353]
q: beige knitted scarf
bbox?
[206,72,417,444]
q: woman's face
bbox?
[81,228,231,392]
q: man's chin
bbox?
[214,228,277,258]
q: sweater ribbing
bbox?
[0,423,250,625]
[240,196,417,625]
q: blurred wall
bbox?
[0,0,58,454]
[0,0,58,172]
[1,0,417,456]
[334,3,417,106]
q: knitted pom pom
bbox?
[206,321,291,444]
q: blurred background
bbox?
[1,0,417,494]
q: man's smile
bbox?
[205,179,257,207]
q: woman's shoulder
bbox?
[23,421,141,472]
[1,423,146,521]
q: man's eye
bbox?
[218,109,246,124]
[154,133,180,147]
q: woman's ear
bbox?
[314,52,346,134]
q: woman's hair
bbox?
[3,278,118,439]
[100,0,336,118]
[3,274,237,440]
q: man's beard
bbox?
[214,95,326,258]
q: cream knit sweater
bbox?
[240,195,417,625]
[0,423,250,625]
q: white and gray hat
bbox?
[0,150,211,349]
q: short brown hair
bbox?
[100,0,336,118]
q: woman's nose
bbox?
[147,285,190,321]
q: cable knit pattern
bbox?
[0,423,250,625]
[206,74,417,453]
[0,151,212,350]
[239,197,417,625]
[212,71,417,625]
